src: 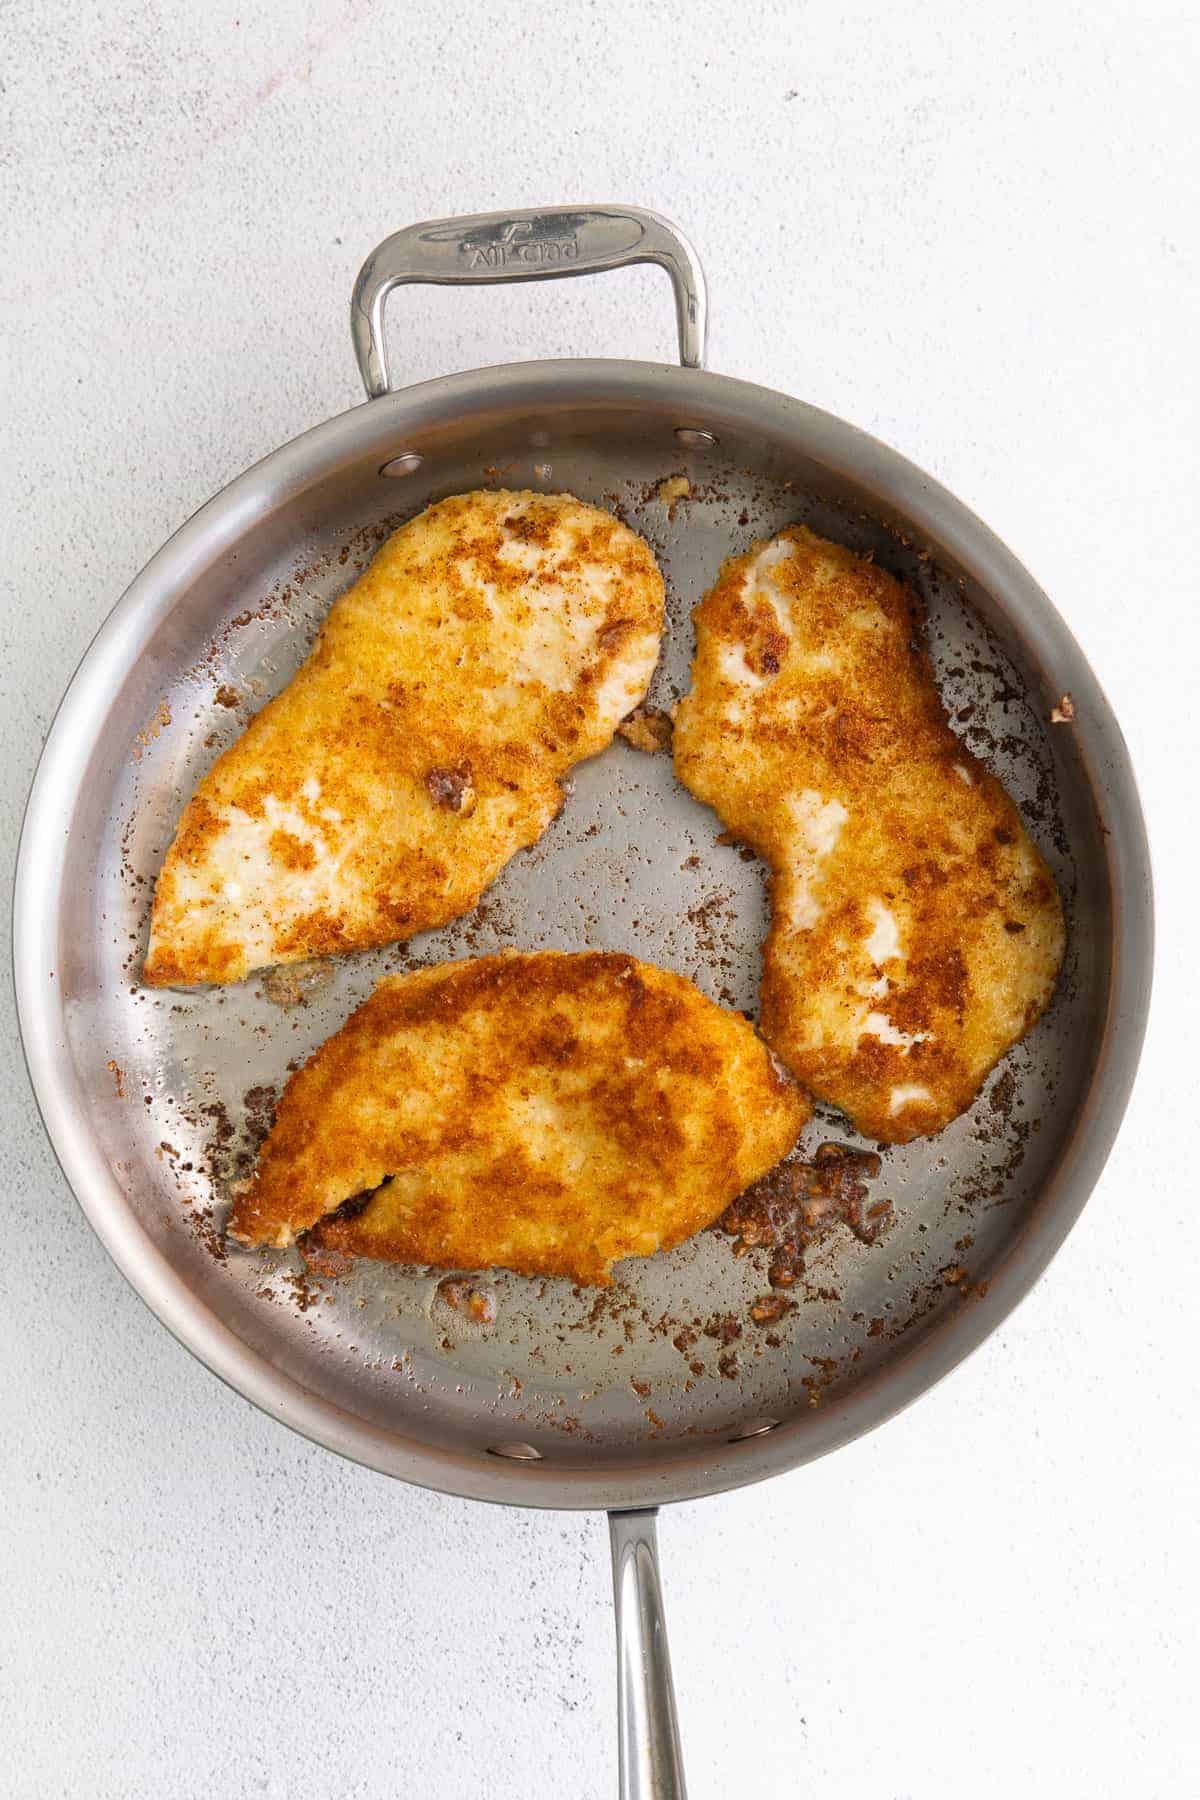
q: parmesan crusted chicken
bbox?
[673,527,1065,1143]
[227,951,809,1284]
[143,491,664,986]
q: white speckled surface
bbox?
[2,3,1197,1795]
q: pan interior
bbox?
[47,379,1110,1479]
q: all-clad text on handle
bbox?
[350,204,708,396]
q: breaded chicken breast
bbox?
[673,527,1064,1143]
[227,951,808,1284]
[143,491,664,986]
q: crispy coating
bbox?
[227,951,809,1284]
[673,527,1065,1143]
[144,491,664,986]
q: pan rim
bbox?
[13,356,1154,1510]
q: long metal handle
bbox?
[350,203,708,397]
[608,1508,688,1800]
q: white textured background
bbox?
[2,3,1198,1796]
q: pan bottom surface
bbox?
[44,396,1105,1489]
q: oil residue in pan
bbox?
[100,447,1079,1458]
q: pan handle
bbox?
[608,1508,688,1800]
[350,204,707,397]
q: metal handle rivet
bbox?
[674,426,718,449]
[729,1417,780,1442]
[487,1440,543,1461]
[380,452,424,478]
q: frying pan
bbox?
[14,206,1152,1798]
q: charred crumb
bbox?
[131,698,172,761]
[242,1084,278,1149]
[188,1205,228,1264]
[804,1283,841,1304]
[655,474,691,519]
[686,888,736,961]
[282,1269,323,1313]
[617,706,673,754]
[961,1053,1034,1174]
[938,1264,990,1303]
[718,1143,889,1288]
[260,958,336,1010]
[989,1067,1018,1116]
[425,764,477,815]
[1050,694,1075,724]
[435,1276,497,1325]
[750,1294,796,1326]
[715,829,758,864]
[299,1241,356,1280]
[197,1098,236,1179]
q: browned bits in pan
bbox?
[617,705,674,754]
[718,1142,889,1288]
[749,1294,796,1326]
[435,1277,497,1325]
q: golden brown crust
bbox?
[673,527,1065,1143]
[228,951,809,1284]
[144,491,665,986]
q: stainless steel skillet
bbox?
[14,206,1152,1798]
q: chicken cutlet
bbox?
[673,526,1065,1143]
[143,491,664,986]
[227,951,809,1285]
